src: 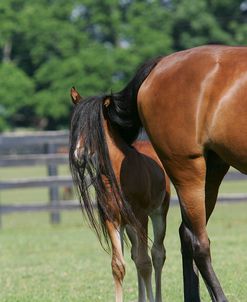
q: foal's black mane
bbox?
[69,57,162,248]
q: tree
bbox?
[30,0,174,129]
[0,62,34,130]
[171,0,247,50]
[0,0,246,131]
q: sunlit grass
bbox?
[0,203,246,302]
[0,165,246,301]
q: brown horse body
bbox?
[138,45,247,173]
[136,45,247,301]
[70,89,170,302]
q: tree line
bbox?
[0,0,246,131]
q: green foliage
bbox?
[0,0,24,45]
[0,62,34,130]
[0,0,246,131]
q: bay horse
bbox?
[71,45,246,302]
[69,88,170,302]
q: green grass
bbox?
[219,180,247,194]
[0,203,246,302]
[0,166,246,301]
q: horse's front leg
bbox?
[106,220,125,302]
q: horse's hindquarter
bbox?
[138,45,247,173]
[120,143,167,214]
[206,49,247,172]
[136,46,247,301]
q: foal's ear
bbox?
[70,87,82,105]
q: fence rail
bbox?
[1,193,247,215]
[0,131,247,227]
[1,201,80,213]
[0,176,72,190]
[0,131,70,226]
[0,171,246,190]
[0,154,68,167]
[0,131,68,147]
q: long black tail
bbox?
[106,56,162,145]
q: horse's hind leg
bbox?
[150,201,169,302]
[167,156,228,302]
[203,151,229,298]
[106,220,125,302]
[179,222,200,301]
[126,219,154,302]
[204,150,229,223]
[179,151,229,302]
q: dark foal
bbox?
[69,88,170,302]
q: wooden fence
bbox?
[0,131,247,227]
[0,131,77,227]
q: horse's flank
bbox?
[137,45,247,173]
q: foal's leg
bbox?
[126,220,155,302]
[150,202,169,302]
[135,217,154,302]
[106,220,125,302]
[167,156,228,302]
[126,225,146,302]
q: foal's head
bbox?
[69,87,142,248]
[69,87,111,164]
[69,87,123,248]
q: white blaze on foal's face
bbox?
[74,135,96,165]
[74,136,84,161]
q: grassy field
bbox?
[0,166,246,301]
[0,202,246,302]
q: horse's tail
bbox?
[106,56,162,145]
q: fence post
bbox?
[0,201,2,228]
[46,143,60,224]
